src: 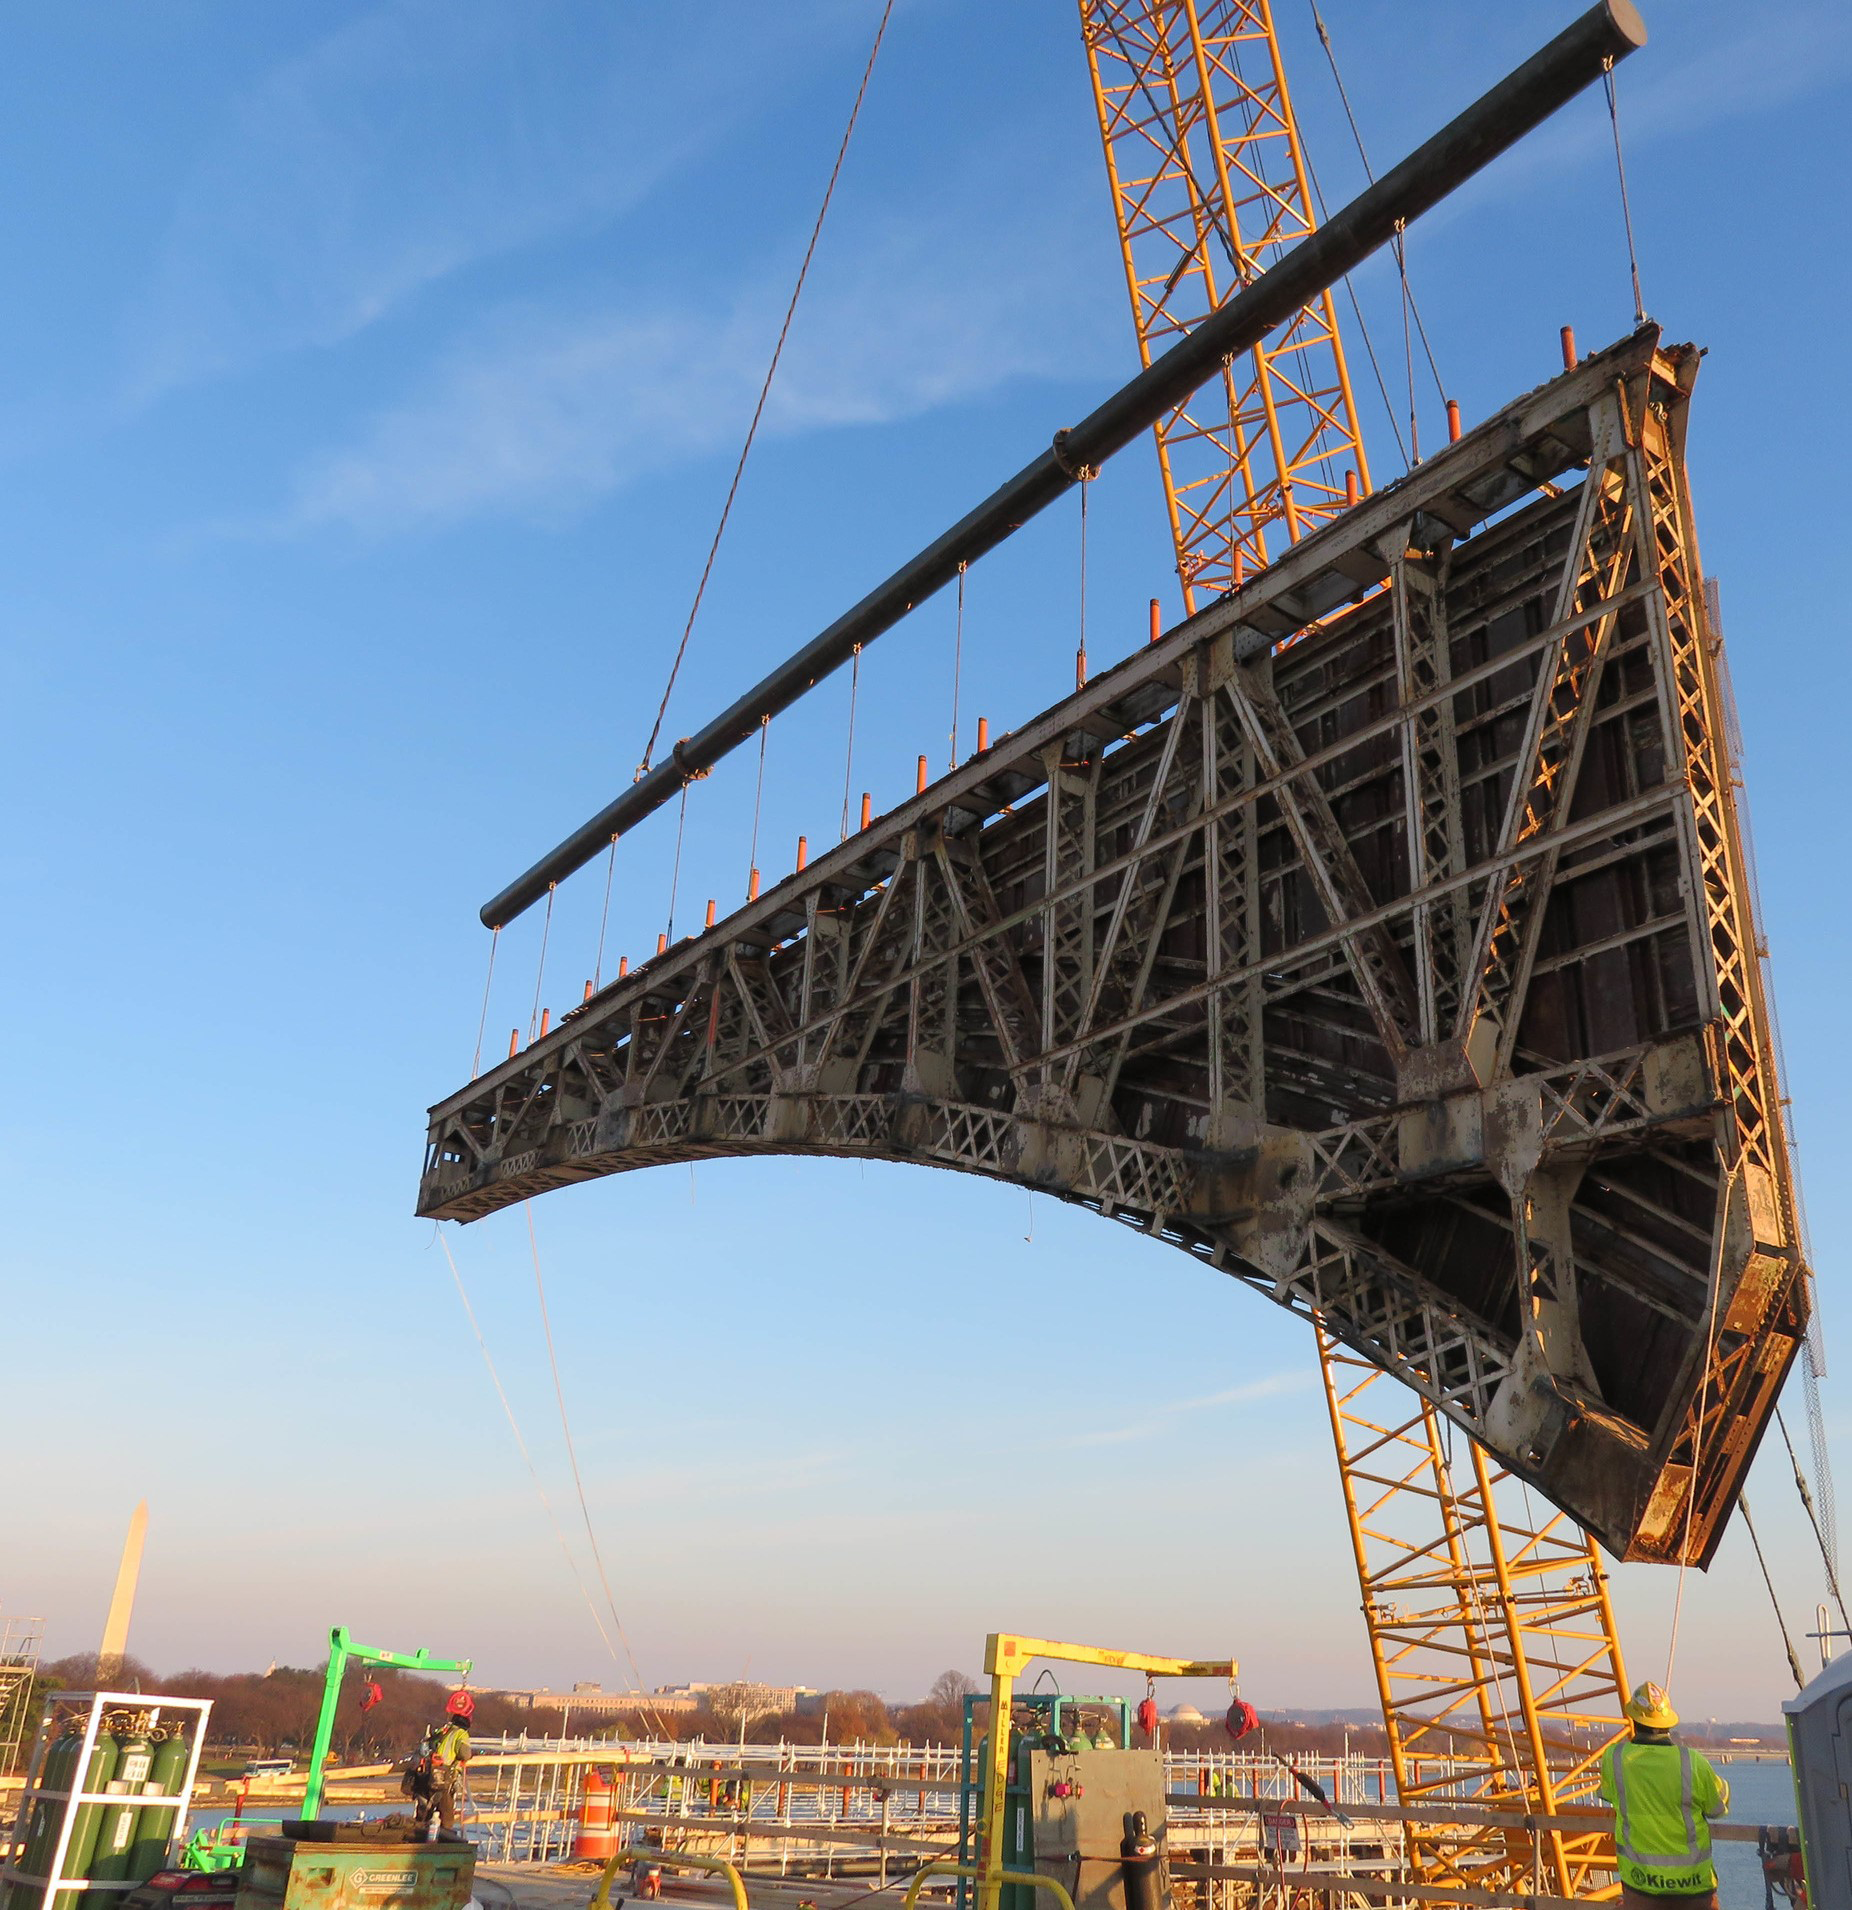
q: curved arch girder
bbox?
[421,329,1806,1570]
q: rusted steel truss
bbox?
[420,328,1805,1567]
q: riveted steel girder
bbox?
[420,328,1805,1568]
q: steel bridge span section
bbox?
[421,328,1805,1569]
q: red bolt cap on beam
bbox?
[539,1009,550,1037]
[508,1028,519,1059]
[860,791,872,829]
[1149,597,1161,643]
[1345,469,1359,508]
[1446,398,1462,442]
[657,932,668,954]
[618,956,629,978]
[796,834,808,871]
[917,755,928,794]
[705,898,717,928]
[1561,324,1578,368]
[977,716,989,752]
[748,867,760,901]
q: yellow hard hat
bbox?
[1624,1682,1678,1730]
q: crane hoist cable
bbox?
[637,0,898,783]
[1305,0,1448,409]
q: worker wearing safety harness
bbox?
[411,1691,474,1841]
[1599,1683,1730,1910]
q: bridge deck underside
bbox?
[422,327,1805,1568]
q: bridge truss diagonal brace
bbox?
[1222,658,1422,1058]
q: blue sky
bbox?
[5,0,1852,1724]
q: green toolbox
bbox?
[232,1837,473,1910]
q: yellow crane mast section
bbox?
[1322,1334,1630,1900]
[1077,5,1632,1895]
[1079,0,1369,610]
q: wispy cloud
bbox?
[270,201,1122,537]
[127,0,867,403]
[1048,1370,1314,1450]
[1398,1,1852,232]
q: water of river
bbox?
[1712,1760,1797,1910]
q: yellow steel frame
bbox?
[1079,0,1368,611]
[1320,1333,1629,1900]
[977,1634,1235,1910]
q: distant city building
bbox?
[486,1680,820,1721]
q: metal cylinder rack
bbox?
[0,1690,211,1910]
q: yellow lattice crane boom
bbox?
[1080,0,1369,609]
[1077,3,1631,1897]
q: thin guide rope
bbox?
[524,1203,663,1727]
[437,1225,624,1672]
[471,926,499,1079]
[637,0,898,780]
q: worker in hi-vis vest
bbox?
[1599,1683,1731,1910]
[410,1691,474,1841]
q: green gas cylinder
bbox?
[51,1732,121,1910]
[16,1729,84,1882]
[128,1732,192,1881]
[89,1734,155,1884]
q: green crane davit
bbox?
[301,1627,472,1822]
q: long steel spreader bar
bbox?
[482,0,1647,929]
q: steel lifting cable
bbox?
[948,564,966,771]
[471,927,500,1079]
[839,643,862,839]
[528,886,555,1040]
[1739,1494,1807,1691]
[524,1203,670,1736]
[1076,473,1091,685]
[593,837,619,990]
[1776,1404,1852,1635]
[747,715,769,885]
[665,784,690,945]
[1602,60,1648,326]
[636,0,898,782]
[1397,223,1419,466]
